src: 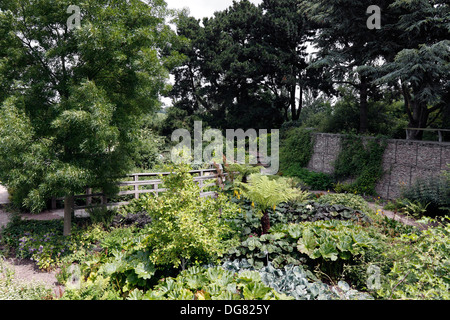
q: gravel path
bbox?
[1,206,63,294]
[366,202,428,229]
[1,257,60,289]
[0,185,9,205]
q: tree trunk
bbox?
[260,210,271,235]
[290,84,299,121]
[64,195,74,236]
[402,85,430,140]
[407,105,429,140]
[359,76,369,134]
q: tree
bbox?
[376,0,450,140]
[260,0,320,122]
[0,0,179,220]
[302,0,393,133]
[168,0,286,131]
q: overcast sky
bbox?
[165,0,263,19]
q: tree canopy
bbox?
[165,0,449,137]
[0,0,179,212]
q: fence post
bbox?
[51,197,57,210]
[86,188,92,206]
[134,175,139,199]
[64,195,74,236]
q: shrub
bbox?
[0,256,53,300]
[237,174,301,234]
[223,259,373,300]
[137,164,240,269]
[1,219,69,271]
[86,206,118,228]
[401,175,450,217]
[376,216,450,299]
[276,201,371,225]
[280,128,314,176]
[227,232,306,269]
[316,193,370,213]
[289,168,334,191]
[333,135,387,195]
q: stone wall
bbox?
[306,133,450,199]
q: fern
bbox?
[239,174,298,211]
[238,174,301,234]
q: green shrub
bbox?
[316,193,370,213]
[376,216,450,299]
[227,232,306,270]
[228,218,377,281]
[86,206,118,228]
[280,128,314,176]
[275,201,371,225]
[137,164,240,270]
[1,219,69,271]
[333,135,387,195]
[289,168,334,190]
[401,175,450,217]
[294,220,378,262]
[0,256,53,300]
[228,198,371,239]
[223,259,373,300]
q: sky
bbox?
[165,0,263,20]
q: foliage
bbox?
[295,220,378,263]
[0,0,179,213]
[228,218,377,281]
[224,163,261,184]
[228,197,370,239]
[238,174,300,215]
[138,165,240,269]
[333,135,387,195]
[316,193,370,213]
[0,217,108,271]
[110,212,153,229]
[128,264,291,300]
[237,173,301,234]
[60,274,121,300]
[130,114,165,171]
[401,174,450,217]
[227,232,306,270]
[376,217,450,300]
[278,201,372,225]
[286,168,334,191]
[402,200,430,218]
[280,128,314,176]
[1,219,69,270]
[101,249,157,295]
[86,206,118,228]
[223,259,373,300]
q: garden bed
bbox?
[0,169,449,300]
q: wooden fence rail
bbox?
[60,167,226,235]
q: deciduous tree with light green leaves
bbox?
[0,0,181,213]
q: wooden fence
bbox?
[59,166,226,235]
